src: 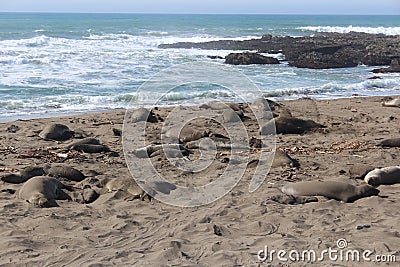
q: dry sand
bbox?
[0,96,399,266]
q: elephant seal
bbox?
[364,166,400,187]
[18,176,64,207]
[128,107,158,123]
[1,165,45,184]
[281,181,379,203]
[39,124,74,141]
[349,164,375,179]
[1,173,24,184]
[165,126,208,143]
[377,138,400,148]
[199,101,241,111]
[382,98,400,107]
[261,116,324,135]
[73,144,110,153]
[104,177,147,200]
[132,144,188,158]
[223,109,244,123]
[43,164,85,182]
[272,150,299,168]
[252,97,278,111]
[150,147,191,158]
[65,137,100,149]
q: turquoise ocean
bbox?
[1,13,400,121]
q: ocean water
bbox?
[1,13,400,122]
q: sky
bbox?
[0,0,399,14]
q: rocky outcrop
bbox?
[289,46,361,68]
[372,59,400,73]
[159,32,400,69]
[225,52,279,65]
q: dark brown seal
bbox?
[44,164,85,182]
[377,138,400,148]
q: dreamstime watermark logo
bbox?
[122,62,276,207]
[257,238,397,263]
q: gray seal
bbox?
[364,166,400,187]
[39,124,74,141]
[281,180,379,202]
[18,176,65,207]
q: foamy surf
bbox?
[298,26,400,35]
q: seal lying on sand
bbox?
[272,150,299,168]
[39,124,74,141]
[18,176,65,207]
[261,116,324,135]
[281,181,379,202]
[66,137,109,153]
[43,164,85,182]
[132,144,189,158]
[199,101,241,111]
[349,164,375,179]
[382,98,400,107]
[103,177,148,200]
[73,144,110,153]
[364,166,400,187]
[1,165,45,184]
[65,137,100,149]
[223,109,245,123]
[128,107,158,123]
[377,137,400,148]
[165,125,209,143]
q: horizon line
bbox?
[1,11,399,16]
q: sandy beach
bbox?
[0,95,399,266]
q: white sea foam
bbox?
[298,26,400,35]
[1,27,400,121]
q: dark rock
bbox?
[270,194,318,205]
[207,55,224,59]
[372,59,400,73]
[289,46,360,69]
[225,52,279,65]
[1,188,16,194]
[367,76,382,80]
[249,137,262,148]
[213,224,223,236]
[160,32,400,69]
[112,128,122,137]
[6,125,20,133]
[261,34,273,40]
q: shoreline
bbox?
[2,92,400,124]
